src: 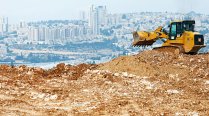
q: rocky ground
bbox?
[0,50,208,115]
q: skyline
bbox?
[0,0,208,23]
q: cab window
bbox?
[170,23,176,40]
[183,23,195,31]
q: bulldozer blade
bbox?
[132,31,156,46]
[132,40,155,46]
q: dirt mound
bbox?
[99,50,209,77]
[0,50,208,115]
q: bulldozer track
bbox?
[153,46,184,55]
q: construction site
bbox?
[0,49,208,115]
[1,0,209,115]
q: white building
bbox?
[107,14,122,26]
[38,27,45,42]
[0,17,8,35]
[19,21,27,28]
[28,27,39,44]
[27,22,97,44]
[0,44,7,55]
[97,6,107,26]
[80,11,87,21]
[89,5,107,35]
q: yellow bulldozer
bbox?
[132,20,206,54]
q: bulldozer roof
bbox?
[170,20,195,24]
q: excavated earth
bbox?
[0,50,208,115]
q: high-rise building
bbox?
[44,27,50,44]
[19,21,27,28]
[80,11,87,21]
[28,27,39,43]
[97,6,107,26]
[38,27,45,42]
[89,5,107,35]
[0,17,9,35]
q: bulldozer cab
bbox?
[169,20,195,40]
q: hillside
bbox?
[0,50,208,115]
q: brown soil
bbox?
[0,50,208,115]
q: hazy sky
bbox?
[0,0,208,23]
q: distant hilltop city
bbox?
[0,6,208,45]
[0,6,209,67]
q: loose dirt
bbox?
[0,50,208,115]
